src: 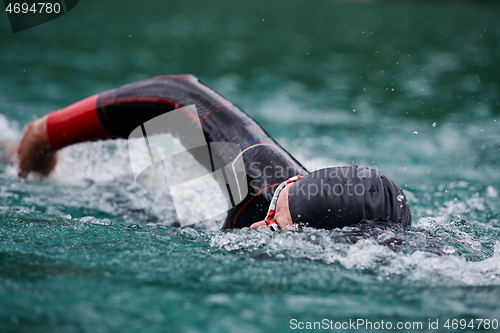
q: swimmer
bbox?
[16,75,411,230]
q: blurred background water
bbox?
[1,0,499,332]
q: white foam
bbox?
[0,114,20,140]
[208,226,500,287]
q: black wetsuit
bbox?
[95,74,307,228]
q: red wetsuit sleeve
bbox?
[46,94,114,149]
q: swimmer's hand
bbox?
[250,221,266,229]
[17,115,58,178]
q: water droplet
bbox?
[397,194,404,202]
[486,186,497,198]
[413,131,418,135]
[432,122,436,128]
[443,245,456,254]
[353,109,356,112]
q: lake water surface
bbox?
[1,0,499,332]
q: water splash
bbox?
[208,221,500,287]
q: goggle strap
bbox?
[263,175,302,230]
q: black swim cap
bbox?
[287,166,411,229]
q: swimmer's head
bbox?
[251,166,412,230]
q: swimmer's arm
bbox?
[17,76,190,177]
[17,115,58,178]
[17,94,112,178]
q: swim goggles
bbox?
[264,175,301,231]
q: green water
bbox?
[1,0,499,332]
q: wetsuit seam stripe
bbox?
[98,92,117,133]
[232,181,282,228]
[238,141,263,152]
[200,103,232,123]
[104,97,181,109]
[238,138,260,149]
